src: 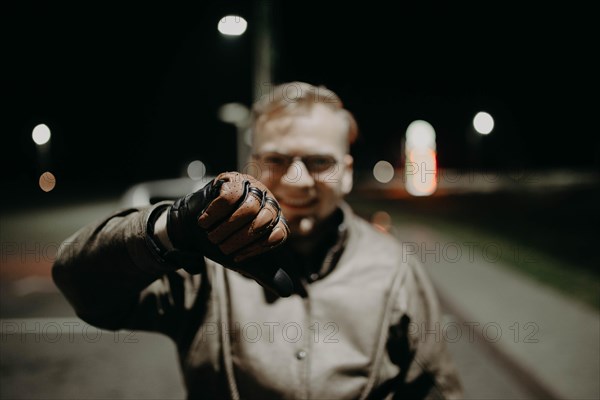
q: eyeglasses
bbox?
[252,152,339,175]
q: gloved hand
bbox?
[165,172,294,297]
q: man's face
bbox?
[251,104,353,236]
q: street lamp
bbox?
[217,15,248,36]
[32,124,51,145]
[468,110,495,168]
[473,111,494,135]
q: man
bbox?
[53,82,463,399]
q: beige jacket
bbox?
[53,202,463,399]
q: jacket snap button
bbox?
[296,350,307,360]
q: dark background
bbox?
[2,5,598,398]
[3,1,597,205]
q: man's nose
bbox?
[282,160,315,187]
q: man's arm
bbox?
[52,203,186,331]
[53,172,292,333]
[387,257,464,400]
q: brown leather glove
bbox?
[165,172,294,297]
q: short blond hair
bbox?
[251,81,358,145]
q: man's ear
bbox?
[341,154,354,195]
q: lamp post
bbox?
[217,1,273,170]
[469,111,494,168]
[218,102,251,170]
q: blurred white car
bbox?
[120,176,215,207]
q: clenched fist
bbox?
[165,172,293,297]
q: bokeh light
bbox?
[32,124,51,145]
[371,211,392,233]
[405,148,437,196]
[187,160,206,180]
[473,111,494,134]
[218,15,248,36]
[373,160,394,183]
[39,171,56,192]
[218,103,250,125]
[405,119,437,196]
[406,120,436,150]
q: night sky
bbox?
[4,2,597,203]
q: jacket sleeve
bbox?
[52,201,206,339]
[387,256,464,400]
